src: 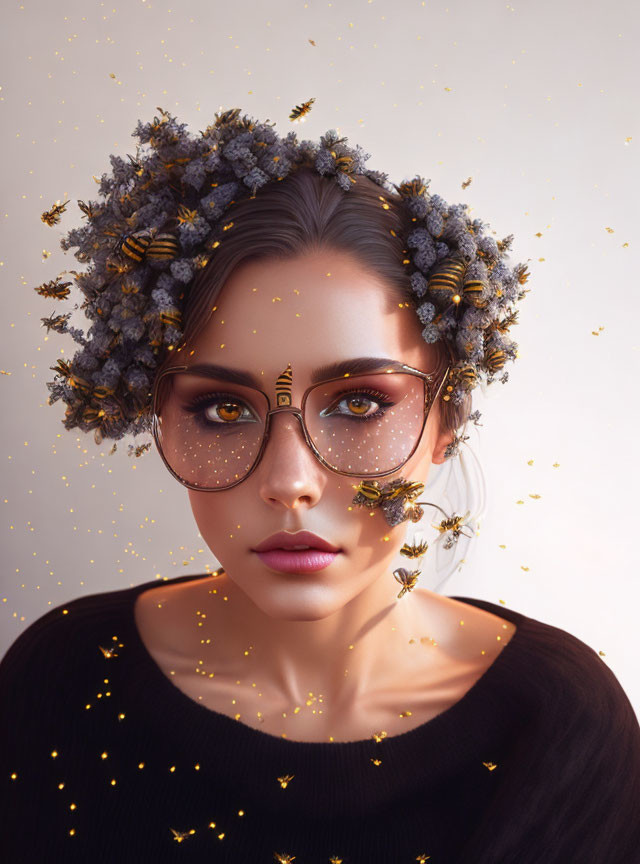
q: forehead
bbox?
[184,250,434,385]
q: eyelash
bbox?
[182,387,395,429]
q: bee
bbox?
[352,480,383,506]
[77,199,101,220]
[159,307,183,329]
[49,359,90,394]
[128,442,152,458]
[394,179,427,199]
[461,176,473,189]
[462,279,488,308]
[485,348,507,373]
[170,827,196,843]
[215,107,242,127]
[146,232,180,261]
[330,150,356,179]
[41,311,71,334]
[34,276,73,300]
[491,309,519,334]
[381,480,424,503]
[41,199,70,227]
[275,362,293,407]
[433,510,474,548]
[455,364,478,390]
[427,257,466,300]
[117,230,153,263]
[393,567,421,599]
[289,98,316,122]
[92,385,116,400]
[98,645,119,659]
[400,539,429,559]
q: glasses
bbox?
[151,362,450,492]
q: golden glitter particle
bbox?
[309,39,317,46]
[371,758,382,766]
[516,499,524,505]
[528,493,541,499]
[499,544,506,549]
[599,650,606,657]
[483,761,498,771]
[277,774,295,788]
[591,326,605,335]
[399,710,412,718]
[272,296,281,302]
[521,565,530,571]
[552,462,560,468]
[527,459,534,466]
[535,232,543,238]
[605,226,614,233]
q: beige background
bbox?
[1,0,639,716]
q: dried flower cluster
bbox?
[37,106,530,445]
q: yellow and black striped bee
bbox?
[352,479,383,506]
[400,539,429,559]
[116,229,153,263]
[41,199,70,227]
[146,232,180,261]
[34,275,73,300]
[393,567,421,599]
[382,480,424,503]
[289,98,315,122]
[484,347,507,373]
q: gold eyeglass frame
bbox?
[151,361,452,492]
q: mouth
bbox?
[253,548,342,573]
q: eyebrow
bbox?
[182,357,409,388]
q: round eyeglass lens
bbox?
[154,371,427,489]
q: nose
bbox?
[256,409,326,510]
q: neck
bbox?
[198,567,444,712]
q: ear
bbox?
[431,425,455,465]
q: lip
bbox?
[252,530,342,553]
[254,548,341,574]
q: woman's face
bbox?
[181,248,453,621]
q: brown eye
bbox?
[345,396,373,416]
[215,401,242,422]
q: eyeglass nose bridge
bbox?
[258,403,318,463]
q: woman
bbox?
[1,109,639,863]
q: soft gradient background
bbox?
[1,0,638,716]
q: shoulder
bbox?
[0,583,138,693]
[455,595,637,725]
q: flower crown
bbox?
[36,106,530,454]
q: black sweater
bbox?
[1,572,639,863]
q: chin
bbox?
[239,570,357,621]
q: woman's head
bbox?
[153,168,472,621]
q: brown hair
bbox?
[158,165,470,436]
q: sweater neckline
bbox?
[125,572,528,753]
